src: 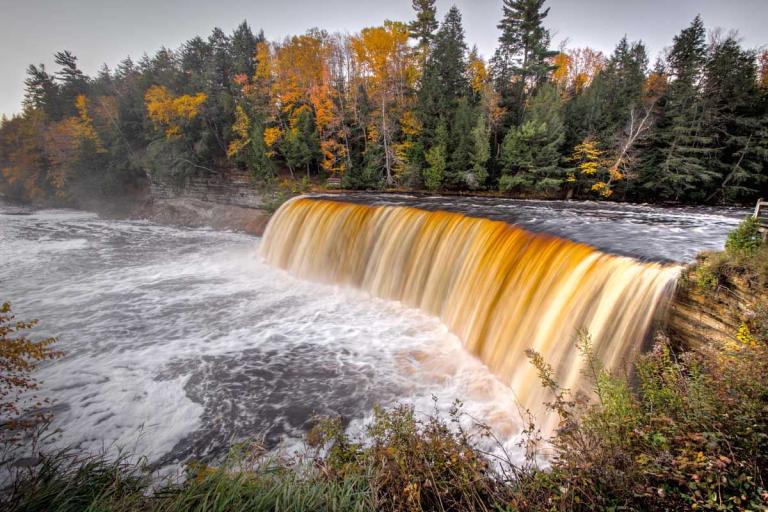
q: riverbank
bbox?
[139,197,272,236]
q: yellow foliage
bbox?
[367,123,379,143]
[263,127,282,148]
[227,105,251,158]
[468,54,488,94]
[320,139,347,174]
[144,85,206,138]
[591,181,612,197]
[351,21,414,94]
[571,137,603,176]
[552,48,605,96]
[256,41,273,82]
[644,72,668,99]
[399,111,421,138]
[734,323,759,349]
[609,165,624,182]
[74,95,105,152]
[551,53,572,89]
[309,83,335,132]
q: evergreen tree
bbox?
[446,98,475,188]
[490,0,556,125]
[282,106,321,178]
[249,117,276,179]
[409,0,438,53]
[417,6,470,133]
[703,36,768,201]
[468,113,491,190]
[416,5,470,182]
[23,64,59,117]
[53,51,88,117]
[640,16,718,202]
[424,121,448,190]
[230,21,261,77]
[499,83,564,193]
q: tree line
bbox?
[1,0,767,206]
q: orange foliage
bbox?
[552,48,605,97]
[351,21,415,96]
[44,95,106,194]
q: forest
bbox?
[1,0,767,206]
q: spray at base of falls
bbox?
[261,197,681,435]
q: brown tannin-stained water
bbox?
[262,198,683,434]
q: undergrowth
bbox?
[686,216,768,290]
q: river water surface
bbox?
[0,197,748,467]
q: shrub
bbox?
[0,302,62,450]
[726,216,763,257]
[310,402,506,512]
[524,331,768,511]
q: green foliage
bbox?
[423,123,447,191]
[499,84,565,194]
[467,114,490,190]
[281,107,321,178]
[311,402,503,512]
[490,0,557,125]
[691,261,720,290]
[523,330,768,511]
[726,216,764,257]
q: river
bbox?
[0,197,748,468]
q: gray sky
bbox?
[1,0,766,117]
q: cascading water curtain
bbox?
[262,197,680,434]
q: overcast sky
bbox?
[1,0,766,117]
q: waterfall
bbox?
[261,197,680,431]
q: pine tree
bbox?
[416,5,470,185]
[424,121,448,190]
[409,0,438,55]
[53,51,88,118]
[703,36,767,202]
[640,16,718,202]
[490,0,557,125]
[499,83,564,193]
[282,106,321,178]
[230,21,261,77]
[417,6,470,133]
[468,113,491,190]
[23,64,59,117]
[446,98,475,189]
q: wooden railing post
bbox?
[755,198,768,241]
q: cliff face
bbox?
[668,273,767,350]
[144,169,271,236]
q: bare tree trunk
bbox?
[382,94,393,186]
